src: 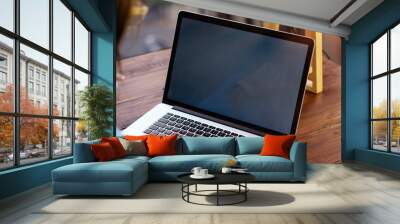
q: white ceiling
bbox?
[227,0,352,22]
[165,0,384,38]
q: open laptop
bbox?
[122,11,314,137]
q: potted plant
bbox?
[79,84,113,140]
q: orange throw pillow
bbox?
[146,135,177,157]
[101,137,126,158]
[91,142,117,161]
[124,135,148,142]
[259,134,296,159]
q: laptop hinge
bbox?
[171,106,264,136]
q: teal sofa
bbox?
[52,137,307,196]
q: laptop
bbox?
[122,11,314,137]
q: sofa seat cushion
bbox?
[149,154,235,172]
[53,159,147,183]
[236,155,293,172]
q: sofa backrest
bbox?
[73,139,100,163]
[178,137,236,155]
[74,137,268,162]
[235,137,263,155]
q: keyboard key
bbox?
[196,130,204,135]
[158,118,169,123]
[162,115,172,119]
[146,112,244,138]
[154,122,165,127]
[148,125,158,130]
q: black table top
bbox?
[177,172,255,185]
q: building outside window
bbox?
[28,66,34,79]
[42,85,46,97]
[371,22,400,154]
[35,70,40,81]
[28,81,34,94]
[0,0,91,170]
[0,54,7,89]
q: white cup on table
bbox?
[199,169,208,176]
[191,167,202,176]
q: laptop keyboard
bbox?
[144,112,244,137]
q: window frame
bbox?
[0,0,92,171]
[370,21,400,154]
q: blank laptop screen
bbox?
[165,14,311,134]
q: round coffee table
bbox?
[177,173,255,206]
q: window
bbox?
[20,0,49,48]
[42,85,46,97]
[0,0,14,31]
[371,23,400,154]
[0,1,91,170]
[0,55,7,67]
[35,70,40,81]
[28,67,34,80]
[53,0,72,60]
[74,17,90,70]
[0,71,6,85]
[53,59,72,117]
[36,83,40,95]
[28,81,34,94]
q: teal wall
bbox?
[0,158,72,199]
[343,0,400,170]
[91,0,117,136]
[0,0,116,200]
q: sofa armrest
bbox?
[289,141,307,181]
[73,141,98,163]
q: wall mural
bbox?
[116,0,342,163]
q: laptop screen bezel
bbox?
[162,11,314,135]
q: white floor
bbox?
[1,163,400,224]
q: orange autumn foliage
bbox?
[0,85,59,149]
